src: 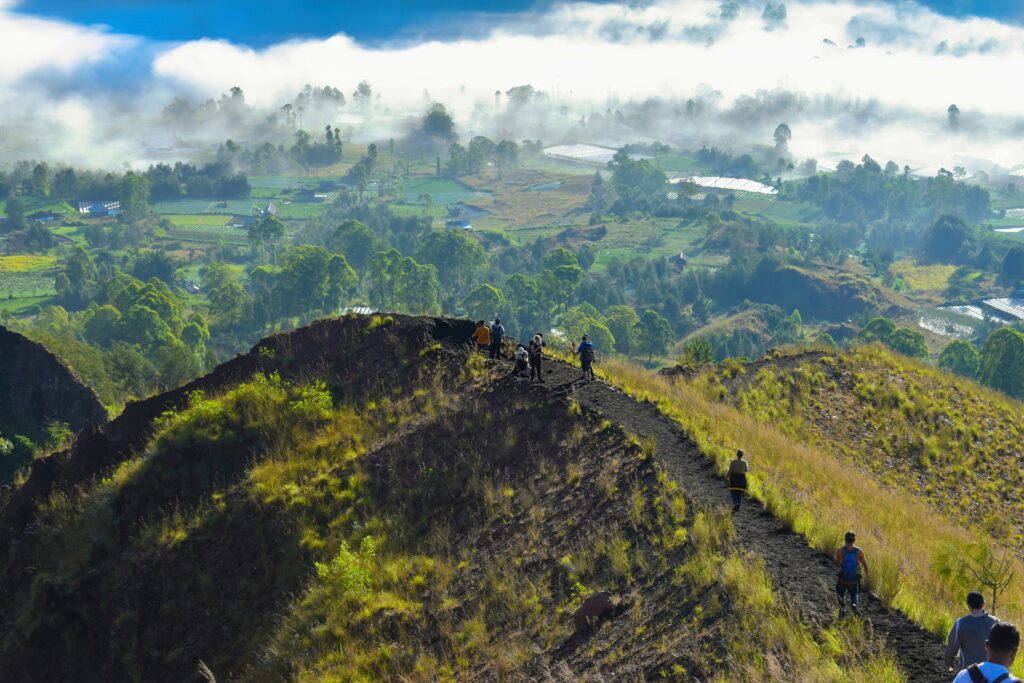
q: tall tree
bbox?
[120,172,151,221]
[937,340,980,378]
[979,328,1024,398]
[463,284,506,321]
[634,309,674,361]
[2,193,25,232]
[947,103,961,130]
[773,123,792,156]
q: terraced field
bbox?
[0,271,57,297]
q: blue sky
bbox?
[13,0,1020,46]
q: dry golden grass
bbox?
[594,356,1024,642]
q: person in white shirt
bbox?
[952,622,1020,683]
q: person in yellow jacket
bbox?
[471,320,491,350]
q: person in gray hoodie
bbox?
[947,591,1001,672]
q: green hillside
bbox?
[0,315,913,682]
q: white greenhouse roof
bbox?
[669,176,778,195]
[543,143,618,165]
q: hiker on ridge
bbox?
[489,318,505,359]
[834,531,868,616]
[727,449,748,513]
[514,344,531,377]
[574,334,597,382]
[952,622,1020,683]
[947,592,1001,672]
[471,320,491,352]
[529,333,546,383]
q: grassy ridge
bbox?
[0,357,904,681]
[594,355,1024,652]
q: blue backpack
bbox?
[840,547,861,583]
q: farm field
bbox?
[0,198,75,215]
[400,177,487,204]
[160,215,248,243]
[0,294,52,314]
[274,202,329,219]
[388,203,449,219]
[733,197,822,224]
[50,226,88,245]
[154,199,257,215]
[0,271,57,298]
[0,255,59,272]
[891,259,957,291]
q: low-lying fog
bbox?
[1,0,1022,173]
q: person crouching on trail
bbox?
[947,591,1001,673]
[953,622,1020,683]
[529,333,545,383]
[574,335,596,381]
[514,344,530,377]
[471,320,491,352]
[727,449,748,513]
[489,318,505,359]
[834,531,868,616]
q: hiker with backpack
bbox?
[489,318,505,359]
[471,320,491,352]
[528,333,546,383]
[952,622,1020,683]
[574,335,597,381]
[834,531,868,615]
[727,449,748,513]
[947,592,1001,672]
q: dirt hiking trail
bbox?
[526,357,948,681]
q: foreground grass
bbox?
[594,356,1024,644]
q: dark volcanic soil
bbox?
[536,358,948,682]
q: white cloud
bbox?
[0,6,129,83]
[2,0,1024,168]
[152,0,1021,115]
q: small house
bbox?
[445,218,472,230]
[255,202,277,217]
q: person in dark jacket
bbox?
[528,333,545,382]
[728,449,748,512]
[489,318,505,359]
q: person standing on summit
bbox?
[834,531,868,616]
[489,318,505,359]
[946,592,1001,672]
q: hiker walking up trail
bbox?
[529,333,545,383]
[574,335,597,382]
[947,592,1001,672]
[727,449,748,513]
[835,531,868,616]
[952,622,1020,683]
[489,318,505,359]
[471,320,491,351]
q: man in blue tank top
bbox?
[834,531,869,616]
